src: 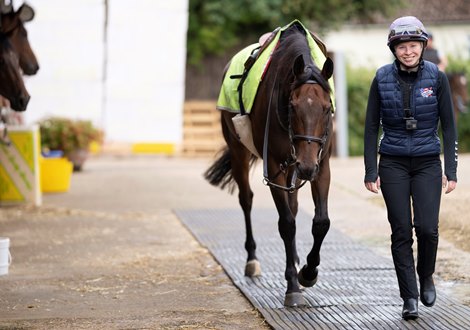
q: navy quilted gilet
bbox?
[376,61,441,156]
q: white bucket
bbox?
[0,237,11,276]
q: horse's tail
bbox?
[204,147,236,193]
[204,147,256,194]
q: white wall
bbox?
[325,23,470,70]
[104,1,188,143]
[20,0,188,146]
[21,0,105,126]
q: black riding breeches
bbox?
[379,154,442,300]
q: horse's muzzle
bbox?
[10,94,30,112]
[296,161,319,181]
[456,95,468,114]
[22,64,40,76]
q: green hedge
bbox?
[447,56,470,153]
[346,58,470,156]
[346,66,375,156]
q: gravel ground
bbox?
[0,154,468,329]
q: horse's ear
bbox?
[0,1,13,14]
[293,54,305,77]
[18,4,35,23]
[321,57,334,80]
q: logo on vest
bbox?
[420,87,433,97]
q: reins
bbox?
[0,32,12,147]
[0,109,12,146]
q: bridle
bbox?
[289,79,331,159]
[262,77,332,193]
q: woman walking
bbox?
[363,16,458,320]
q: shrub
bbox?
[38,117,103,156]
[346,66,375,156]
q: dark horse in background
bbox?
[0,32,29,111]
[0,2,38,112]
[447,72,468,123]
[205,22,334,307]
[1,2,38,75]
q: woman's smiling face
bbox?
[394,41,424,68]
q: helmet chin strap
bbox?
[399,60,420,72]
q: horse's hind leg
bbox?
[298,160,331,288]
[232,149,260,276]
[222,117,261,277]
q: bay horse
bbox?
[205,22,334,307]
[447,72,468,123]
[0,32,30,111]
[0,3,39,75]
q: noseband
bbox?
[263,78,331,193]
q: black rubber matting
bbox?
[175,208,470,329]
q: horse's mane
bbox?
[0,33,11,51]
[268,23,330,128]
[0,32,8,44]
[272,23,330,94]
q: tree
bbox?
[187,0,404,66]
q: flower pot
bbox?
[66,149,89,172]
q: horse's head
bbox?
[1,4,39,75]
[0,33,30,111]
[289,55,333,181]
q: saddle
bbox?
[247,28,328,75]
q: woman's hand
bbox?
[442,175,457,194]
[365,177,381,194]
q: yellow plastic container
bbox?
[0,125,42,206]
[40,157,73,193]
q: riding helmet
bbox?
[387,16,428,52]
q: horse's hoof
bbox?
[245,259,261,277]
[298,266,318,287]
[284,292,307,307]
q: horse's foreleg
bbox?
[271,185,305,307]
[299,160,331,288]
[288,189,301,269]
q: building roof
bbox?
[386,0,470,24]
